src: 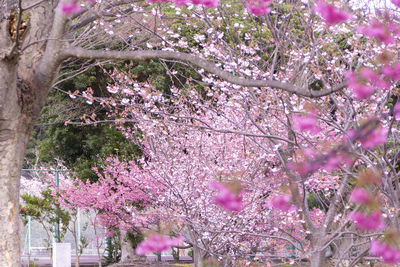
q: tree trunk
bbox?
[193,245,205,267]
[0,59,29,266]
[310,231,327,267]
[0,1,67,263]
[120,230,136,262]
[310,252,325,267]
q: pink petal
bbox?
[60,2,81,14]
[350,212,385,231]
[314,1,351,25]
[394,102,400,120]
[392,0,400,7]
[271,195,292,211]
[349,188,370,204]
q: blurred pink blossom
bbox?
[192,0,219,7]
[382,63,400,81]
[136,234,185,255]
[392,0,400,7]
[209,181,243,212]
[349,188,370,204]
[358,20,396,44]
[292,112,320,134]
[370,240,400,264]
[358,127,387,149]
[288,161,321,176]
[359,68,390,89]
[322,152,352,171]
[271,195,292,212]
[245,0,273,15]
[350,212,385,231]
[60,1,81,14]
[394,102,400,120]
[314,0,351,25]
[60,0,97,14]
[346,71,375,100]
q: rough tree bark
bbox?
[120,230,136,263]
[0,1,66,265]
[310,230,327,267]
[192,245,206,267]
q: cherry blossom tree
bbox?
[65,2,400,265]
[1,0,400,266]
[0,0,342,262]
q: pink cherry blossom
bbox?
[370,240,387,256]
[60,0,97,14]
[60,1,81,14]
[358,127,387,149]
[392,0,400,7]
[313,1,351,25]
[245,3,271,16]
[382,63,400,81]
[191,0,219,7]
[370,240,400,264]
[135,234,185,255]
[349,188,370,204]
[292,112,320,134]
[346,71,375,100]
[288,161,322,176]
[322,152,352,171]
[358,20,396,44]
[271,195,292,212]
[394,102,400,120]
[352,83,374,100]
[350,212,385,231]
[359,68,390,89]
[209,181,243,212]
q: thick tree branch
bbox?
[62,47,346,98]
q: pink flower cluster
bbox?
[314,1,351,25]
[288,161,320,176]
[394,102,400,120]
[148,0,219,7]
[135,234,185,255]
[346,71,374,100]
[393,0,400,8]
[358,19,399,44]
[288,150,351,177]
[346,63,400,100]
[60,0,96,14]
[358,127,387,149]
[350,211,385,231]
[209,181,243,212]
[349,188,370,204]
[382,63,400,82]
[370,240,400,264]
[346,67,391,100]
[270,194,292,212]
[323,152,352,171]
[292,111,320,134]
[245,0,273,16]
[148,0,273,14]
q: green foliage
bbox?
[20,189,70,243]
[127,231,144,249]
[35,124,140,182]
[306,192,329,211]
[104,232,121,265]
[79,236,89,255]
[187,248,193,258]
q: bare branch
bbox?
[62,47,346,98]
